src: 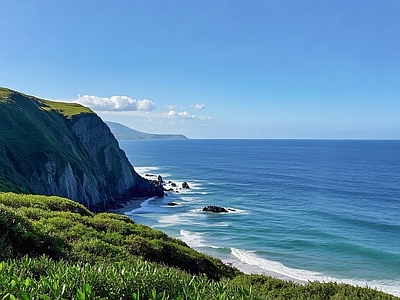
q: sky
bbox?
[1,1,399,139]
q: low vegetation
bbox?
[1,192,398,299]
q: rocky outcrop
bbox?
[202,206,228,213]
[182,181,190,189]
[0,88,163,210]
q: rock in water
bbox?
[182,181,190,189]
[202,206,228,213]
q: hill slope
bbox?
[0,88,163,210]
[106,121,188,140]
[0,192,397,299]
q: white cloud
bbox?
[165,105,177,110]
[192,103,206,110]
[162,110,212,121]
[75,95,155,112]
[162,110,196,119]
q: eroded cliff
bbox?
[0,87,163,210]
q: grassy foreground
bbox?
[0,192,398,299]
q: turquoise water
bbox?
[120,139,400,296]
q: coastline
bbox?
[112,196,400,297]
[111,197,306,285]
[108,198,147,214]
[225,259,307,284]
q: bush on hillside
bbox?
[0,204,68,260]
[0,192,239,280]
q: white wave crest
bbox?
[134,166,160,175]
[226,207,247,214]
[124,197,162,214]
[179,230,221,249]
[157,211,207,227]
[231,248,400,297]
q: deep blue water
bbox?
[119,139,400,296]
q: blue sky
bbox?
[1,1,399,139]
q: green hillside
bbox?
[0,192,397,299]
[0,87,163,208]
[0,88,93,193]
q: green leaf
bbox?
[24,278,33,287]
[19,292,30,300]
[75,289,85,300]
[83,283,92,295]
[151,289,157,299]
[10,280,16,288]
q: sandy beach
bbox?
[108,198,146,215]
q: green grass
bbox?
[0,258,397,300]
[41,99,93,119]
[0,87,93,117]
[0,192,398,299]
[0,88,94,195]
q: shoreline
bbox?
[109,197,147,214]
[224,259,307,284]
[111,197,306,285]
[111,198,399,297]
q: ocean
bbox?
[119,139,400,297]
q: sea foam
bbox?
[124,197,165,214]
[179,230,221,249]
[231,248,400,297]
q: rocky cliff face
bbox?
[0,88,163,210]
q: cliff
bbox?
[0,88,163,210]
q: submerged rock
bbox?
[168,202,178,206]
[202,206,228,213]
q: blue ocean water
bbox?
[120,139,400,296]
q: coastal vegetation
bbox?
[1,192,397,299]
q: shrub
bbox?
[0,205,68,260]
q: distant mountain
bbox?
[105,121,188,140]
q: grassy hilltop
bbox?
[0,88,93,193]
[0,193,397,299]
